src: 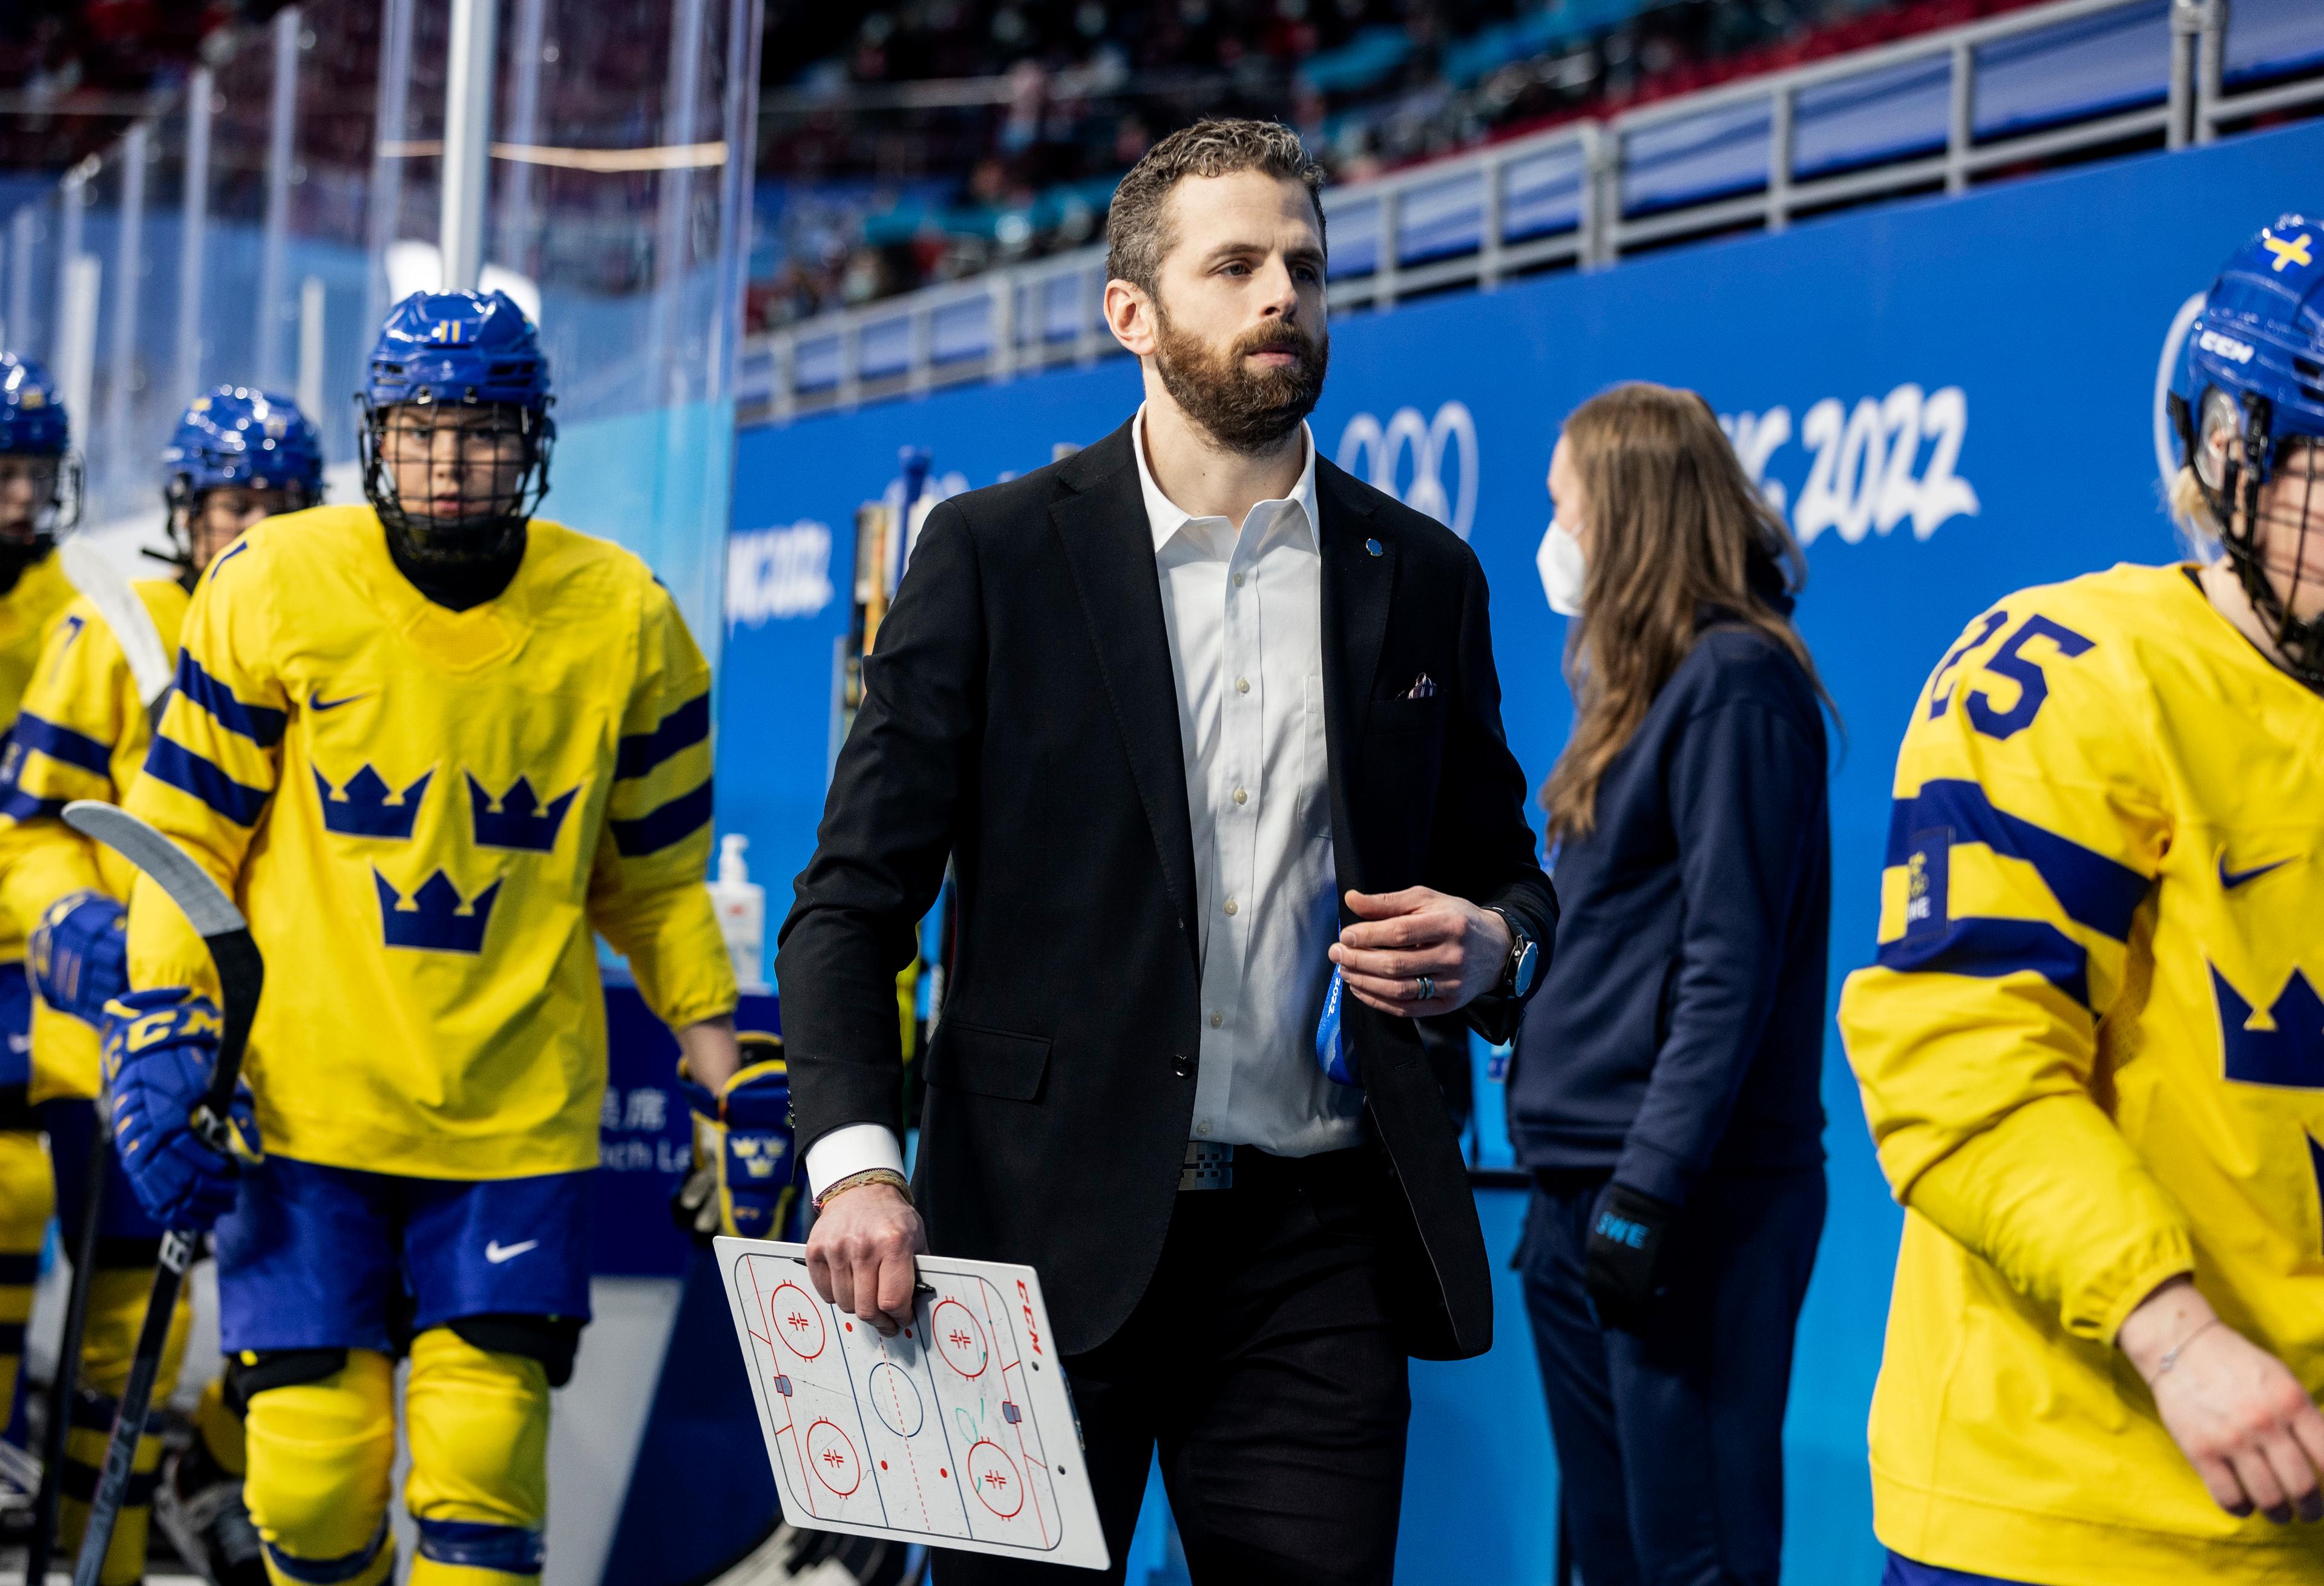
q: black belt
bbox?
[1178,1139,1380,1194]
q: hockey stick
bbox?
[22,1103,113,1586]
[61,538,174,725]
[24,550,169,1581]
[59,801,261,1586]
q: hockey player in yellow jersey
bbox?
[0,386,325,1584]
[1840,216,2324,1586]
[106,290,750,1586]
[0,351,90,1472]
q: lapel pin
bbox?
[1364,537,1384,557]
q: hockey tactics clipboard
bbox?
[714,1237,1111,1571]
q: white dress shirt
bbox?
[804,407,1358,1197]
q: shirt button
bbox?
[1209,1010,1224,1028]
[1235,677,1250,694]
[1195,1119,1212,1137]
[1233,787,1247,805]
[1223,897,1238,916]
[1233,573,1246,587]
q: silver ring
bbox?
[1415,975,1436,1002]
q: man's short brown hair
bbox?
[1105,119,1327,298]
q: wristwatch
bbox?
[1485,906,1540,999]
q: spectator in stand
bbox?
[1509,382,1834,1586]
[746,0,2024,316]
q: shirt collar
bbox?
[1132,403,1319,557]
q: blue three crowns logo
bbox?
[467,774,577,852]
[375,870,502,953]
[2214,966,2324,1090]
[315,761,580,953]
[316,766,432,839]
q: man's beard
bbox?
[1152,307,1329,455]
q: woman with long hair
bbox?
[1511,381,1833,1586]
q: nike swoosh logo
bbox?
[484,1239,539,1264]
[2219,857,2292,890]
[310,691,367,712]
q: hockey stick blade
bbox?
[62,801,261,1132]
[59,800,263,1586]
[61,538,173,709]
[64,801,242,935]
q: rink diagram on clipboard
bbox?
[730,1252,1075,1556]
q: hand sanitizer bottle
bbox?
[710,833,767,992]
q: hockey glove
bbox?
[30,888,128,1027]
[675,1033,798,1242]
[1584,1180,1676,1335]
[102,987,261,1231]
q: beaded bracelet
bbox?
[814,1166,913,1213]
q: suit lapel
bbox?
[1317,459,1390,903]
[1049,424,1203,973]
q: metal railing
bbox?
[741,0,2323,426]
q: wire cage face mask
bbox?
[2175,383,2324,686]
[0,450,82,546]
[358,395,555,567]
[161,474,320,575]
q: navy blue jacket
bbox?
[1508,615,1829,1205]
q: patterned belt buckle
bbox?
[1180,1140,1235,1191]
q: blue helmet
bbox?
[363,289,551,411]
[358,290,555,573]
[2173,213,2324,683]
[159,386,324,578]
[0,354,71,457]
[164,386,325,503]
[0,353,80,540]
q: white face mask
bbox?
[1536,518,1586,617]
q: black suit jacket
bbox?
[776,419,1556,1360]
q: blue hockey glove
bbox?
[1584,1180,1676,1335]
[102,987,260,1231]
[30,888,128,1027]
[674,1033,798,1242]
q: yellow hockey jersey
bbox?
[0,576,189,1102]
[1839,562,2324,1586]
[0,550,84,963]
[125,505,737,1179]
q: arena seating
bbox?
[748,0,2080,326]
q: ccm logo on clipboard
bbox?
[1019,1279,1044,1357]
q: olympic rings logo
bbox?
[1334,401,1479,542]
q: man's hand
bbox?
[1328,887,1510,1018]
[2119,1276,2324,1523]
[806,1181,928,1338]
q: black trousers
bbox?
[933,1147,1411,1585]
[1520,1167,1825,1586]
